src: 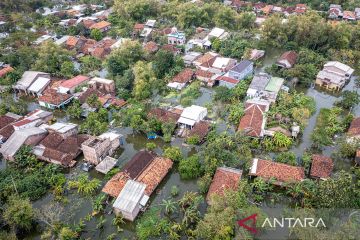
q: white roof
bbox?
[177,117,196,126]
[167,82,185,90]
[110,38,130,49]
[250,158,258,174]
[208,27,225,38]
[139,195,149,206]
[145,19,156,27]
[55,36,70,45]
[27,77,51,93]
[90,77,114,85]
[15,71,49,90]
[95,156,117,174]
[34,35,52,45]
[180,105,207,121]
[99,131,121,141]
[0,21,6,25]
[47,122,78,133]
[212,57,232,69]
[113,180,146,212]
[140,27,152,37]
[324,61,354,74]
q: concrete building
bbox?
[177,105,207,129]
[315,61,354,90]
[88,77,115,94]
[14,71,50,94]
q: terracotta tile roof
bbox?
[78,88,104,104]
[188,120,210,140]
[83,19,97,28]
[172,68,194,83]
[277,51,297,67]
[110,98,127,108]
[262,5,273,14]
[343,10,356,19]
[148,108,181,123]
[137,157,173,196]
[216,75,239,84]
[196,53,217,66]
[195,69,214,79]
[66,36,79,47]
[144,41,158,53]
[348,117,360,137]
[122,150,157,179]
[80,39,97,54]
[161,44,180,54]
[310,154,333,179]
[91,47,107,58]
[89,20,111,30]
[0,124,14,139]
[102,171,130,197]
[60,75,90,89]
[40,132,64,149]
[0,115,16,129]
[253,2,266,10]
[43,147,73,167]
[238,102,267,137]
[133,23,144,31]
[0,66,14,78]
[57,134,89,157]
[250,159,305,184]
[38,89,73,105]
[161,27,172,35]
[206,167,242,202]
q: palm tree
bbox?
[250,177,269,194]
[162,199,177,215]
[112,215,125,227]
[182,208,200,227]
[273,132,292,149]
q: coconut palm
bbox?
[182,208,200,227]
[273,132,292,149]
[162,199,177,215]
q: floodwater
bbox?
[2,49,359,239]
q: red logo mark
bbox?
[237,214,258,234]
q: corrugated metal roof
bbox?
[28,77,51,93]
[265,77,284,93]
[113,180,146,212]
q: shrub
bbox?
[163,147,183,163]
[179,155,202,180]
[187,135,200,145]
[197,174,212,194]
[146,142,157,151]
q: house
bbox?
[209,57,237,74]
[247,73,285,103]
[34,35,53,45]
[0,64,14,78]
[261,5,273,15]
[329,4,343,19]
[315,61,354,90]
[247,49,265,61]
[276,51,297,69]
[177,105,207,129]
[58,75,90,94]
[226,60,253,80]
[193,52,219,68]
[12,109,53,131]
[187,120,211,142]
[145,19,156,28]
[95,156,118,174]
[133,23,144,37]
[14,71,50,94]
[238,99,270,138]
[0,113,21,143]
[295,4,307,14]
[343,11,356,21]
[253,2,266,13]
[0,127,48,160]
[111,38,131,50]
[167,27,186,45]
[347,117,360,142]
[310,154,334,179]
[206,167,242,204]
[207,27,229,41]
[33,128,88,167]
[167,68,194,90]
[88,77,115,94]
[144,41,158,53]
[136,157,173,196]
[46,122,78,138]
[82,131,123,165]
[89,20,111,32]
[27,76,51,96]
[148,107,182,123]
[195,69,216,86]
[161,44,182,55]
[102,150,157,197]
[113,180,147,221]
[249,158,305,185]
[355,8,360,19]
[216,75,239,89]
[183,52,202,66]
[38,89,74,109]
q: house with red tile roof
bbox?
[195,69,216,86]
[276,51,297,69]
[249,158,305,185]
[0,65,14,78]
[167,68,194,90]
[58,75,90,94]
[238,99,270,138]
[206,167,242,204]
[347,117,360,142]
[295,4,307,14]
[38,89,74,109]
[148,108,181,123]
[144,41,158,53]
[216,75,239,88]
[310,154,333,179]
[161,44,182,55]
[343,10,356,21]
[89,20,111,32]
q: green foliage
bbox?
[4,195,34,231]
[163,146,182,163]
[80,56,102,74]
[60,61,76,79]
[186,135,200,145]
[66,99,82,119]
[90,28,103,41]
[58,226,78,240]
[86,93,101,108]
[80,108,108,135]
[336,90,360,110]
[152,49,175,79]
[68,174,101,196]
[145,142,156,150]
[136,207,169,240]
[132,61,157,100]
[170,185,179,197]
[228,103,244,125]
[179,81,201,107]
[161,121,176,142]
[275,152,297,166]
[213,86,233,102]
[197,173,212,194]
[178,155,202,180]
[106,40,144,77]
[32,41,74,77]
[212,34,252,59]
[311,107,345,148]
[272,132,293,150]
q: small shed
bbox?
[95,156,117,174]
[113,180,147,221]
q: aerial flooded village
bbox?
[0,0,359,239]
